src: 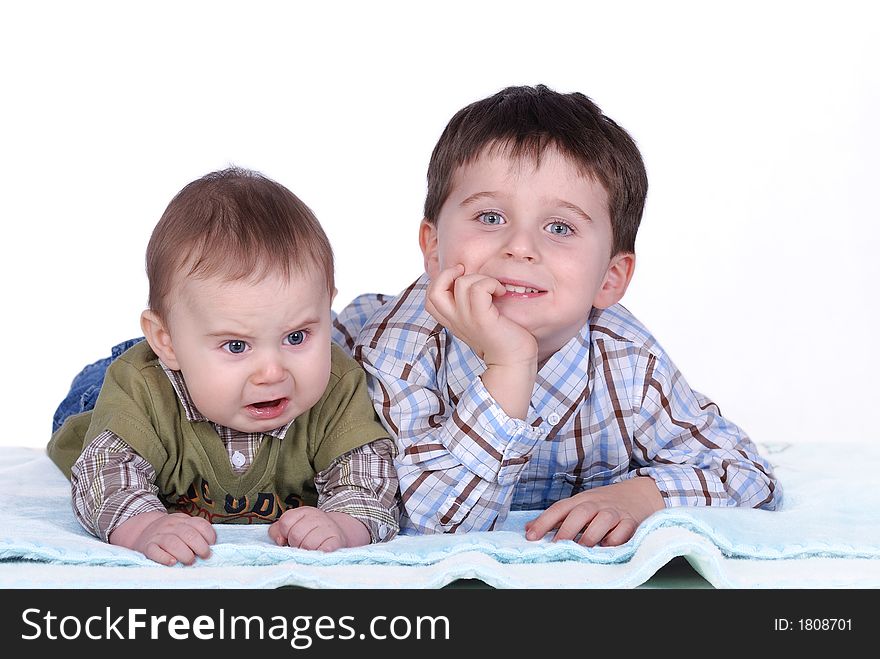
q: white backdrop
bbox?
[1,1,877,450]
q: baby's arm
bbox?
[268,439,399,550]
[109,510,215,566]
[71,431,215,565]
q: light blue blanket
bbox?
[1,442,877,588]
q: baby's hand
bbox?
[269,506,351,552]
[524,478,664,547]
[425,264,537,369]
[111,511,216,566]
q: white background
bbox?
[1,1,877,450]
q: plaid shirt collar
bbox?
[158,362,292,440]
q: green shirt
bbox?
[48,341,390,523]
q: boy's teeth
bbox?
[504,284,538,294]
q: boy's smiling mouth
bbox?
[498,278,547,298]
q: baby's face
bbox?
[422,145,620,359]
[161,268,333,433]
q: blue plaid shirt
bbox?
[334,274,781,535]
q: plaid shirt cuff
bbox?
[315,439,400,543]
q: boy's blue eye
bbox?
[547,222,572,236]
[286,331,305,346]
[478,212,504,226]
[225,340,247,354]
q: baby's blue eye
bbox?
[479,212,504,226]
[286,331,305,346]
[547,222,572,236]
[225,340,247,354]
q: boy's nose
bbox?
[503,227,539,261]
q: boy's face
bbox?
[420,145,633,359]
[147,267,334,434]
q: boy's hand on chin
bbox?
[426,264,538,369]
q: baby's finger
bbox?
[178,523,213,559]
[285,515,323,549]
[157,535,197,566]
[269,508,307,545]
[143,543,178,567]
[189,516,217,545]
[297,526,339,551]
[313,533,344,553]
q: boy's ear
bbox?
[140,309,180,370]
[418,219,440,279]
[593,253,636,309]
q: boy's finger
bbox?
[426,280,457,324]
[424,297,452,328]
[599,518,638,547]
[431,264,465,295]
[552,507,595,542]
[525,507,564,540]
[577,509,619,547]
[459,275,503,317]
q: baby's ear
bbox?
[418,219,440,279]
[593,253,635,309]
[140,309,180,370]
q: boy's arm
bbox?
[356,342,548,534]
[352,272,548,534]
[313,438,400,543]
[622,352,781,509]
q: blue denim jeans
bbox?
[52,337,146,432]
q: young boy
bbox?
[338,84,780,545]
[48,167,399,566]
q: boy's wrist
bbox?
[480,362,537,420]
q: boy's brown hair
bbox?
[146,167,334,319]
[423,84,648,255]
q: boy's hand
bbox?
[426,265,538,419]
[524,477,665,547]
[269,506,370,551]
[425,264,538,369]
[109,510,216,566]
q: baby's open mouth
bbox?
[245,398,289,420]
[251,398,283,408]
